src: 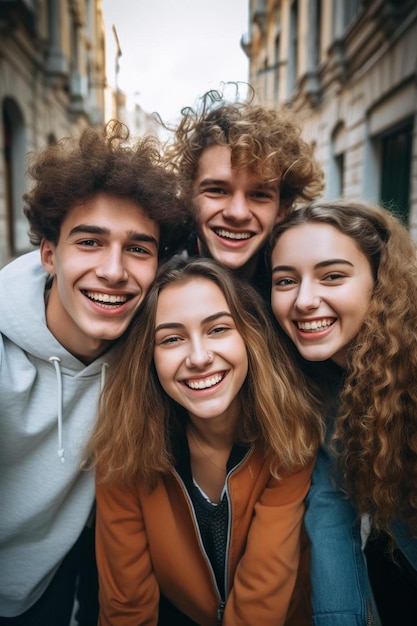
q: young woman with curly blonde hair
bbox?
[270,200,417,625]
[85,256,322,626]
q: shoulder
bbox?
[0,251,46,286]
[0,251,49,338]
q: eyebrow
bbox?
[197,178,277,191]
[69,224,158,246]
[155,311,233,332]
[272,259,354,273]
[197,178,227,188]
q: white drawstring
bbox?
[49,356,64,463]
[101,362,109,390]
[49,359,109,463]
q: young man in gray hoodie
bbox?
[0,121,189,625]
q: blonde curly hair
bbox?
[162,86,324,213]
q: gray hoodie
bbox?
[0,251,110,617]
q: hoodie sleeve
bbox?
[223,461,314,626]
[95,479,159,626]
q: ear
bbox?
[40,239,56,274]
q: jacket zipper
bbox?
[217,602,226,625]
[366,602,373,625]
[172,467,223,606]
[221,446,253,608]
[171,447,252,624]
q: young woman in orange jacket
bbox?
[85,257,322,626]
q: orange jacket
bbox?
[95,444,313,626]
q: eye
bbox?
[273,277,296,288]
[156,335,183,346]
[77,239,100,247]
[128,245,152,255]
[251,190,274,200]
[323,272,345,282]
[203,187,228,196]
[209,325,230,335]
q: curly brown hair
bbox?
[24,120,191,258]
[271,200,417,535]
[162,87,324,213]
[85,256,322,488]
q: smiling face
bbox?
[41,192,159,363]
[153,277,248,427]
[192,144,281,276]
[271,222,375,367]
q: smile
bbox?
[214,229,252,241]
[184,373,224,390]
[296,318,335,332]
[83,290,132,305]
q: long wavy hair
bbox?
[85,257,322,489]
[271,200,417,535]
[161,85,324,214]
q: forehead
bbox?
[156,277,230,320]
[196,144,232,174]
[272,222,368,264]
[196,144,271,185]
[59,192,159,239]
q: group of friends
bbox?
[0,87,416,626]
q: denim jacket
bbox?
[306,443,375,625]
[305,360,417,626]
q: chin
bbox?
[216,256,249,271]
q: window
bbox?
[328,122,346,198]
[380,120,413,223]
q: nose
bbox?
[222,192,252,222]
[294,281,321,312]
[185,338,214,369]
[96,247,128,284]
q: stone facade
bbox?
[242,0,417,238]
[0,0,106,265]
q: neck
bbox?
[187,420,234,493]
[188,419,235,449]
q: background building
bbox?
[0,0,106,265]
[242,0,417,238]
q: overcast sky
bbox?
[101,0,249,125]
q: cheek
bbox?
[242,355,249,381]
[347,282,373,327]
[271,294,288,324]
[258,205,280,230]
[146,262,159,284]
[195,197,218,223]
[56,272,76,302]
[353,304,370,332]
[130,265,157,295]
[193,196,205,215]
[237,344,249,379]
[153,353,170,383]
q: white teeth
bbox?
[185,374,223,390]
[85,291,128,304]
[297,319,333,331]
[216,229,252,240]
